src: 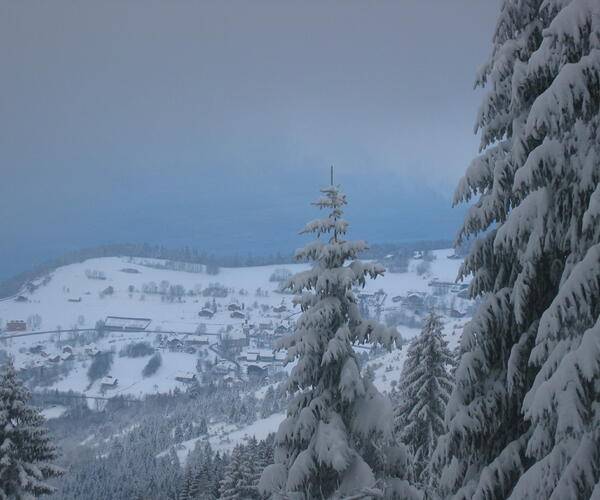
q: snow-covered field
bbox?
[0,249,469,402]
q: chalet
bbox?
[104,316,151,331]
[6,320,26,332]
[275,351,287,363]
[47,354,61,363]
[166,338,184,349]
[259,351,275,362]
[230,311,245,319]
[62,345,74,354]
[186,335,209,346]
[100,376,118,390]
[259,322,272,331]
[220,331,248,349]
[175,372,197,383]
[85,347,102,357]
[61,352,74,361]
[198,309,214,319]
[227,304,241,311]
[274,325,288,336]
[245,351,259,362]
[403,293,426,311]
[273,305,287,313]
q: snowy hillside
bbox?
[0,249,470,403]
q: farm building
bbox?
[274,325,289,336]
[185,335,210,346]
[258,351,275,362]
[245,351,259,362]
[220,331,248,349]
[175,372,197,383]
[104,316,151,331]
[6,320,26,332]
[166,337,184,350]
[100,376,118,390]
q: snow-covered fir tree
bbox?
[220,445,244,500]
[432,0,600,498]
[259,185,418,499]
[0,358,63,498]
[394,311,453,489]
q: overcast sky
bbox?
[0,1,498,280]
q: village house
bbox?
[175,372,197,383]
[100,376,118,390]
[5,320,26,332]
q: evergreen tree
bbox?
[259,185,418,499]
[219,445,243,500]
[394,312,453,488]
[0,359,63,498]
[433,1,600,498]
[236,438,256,499]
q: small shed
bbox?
[100,376,118,390]
[175,372,197,383]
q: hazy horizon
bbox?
[1,1,498,280]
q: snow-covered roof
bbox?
[105,316,151,330]
[100,376,118,386]
[175,371,196,380]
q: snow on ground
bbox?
[167,412,286,464]
[39,405,68,420]
[0,250,468,402]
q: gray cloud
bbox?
[0,1,498,278]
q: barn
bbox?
[104,316,151,331]
[6,320,26,332]
[101,376,118,390]
[175,372,197,383]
